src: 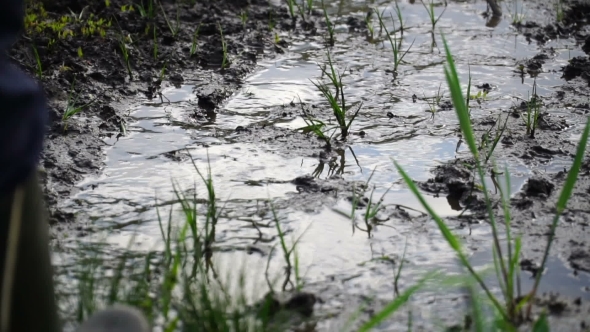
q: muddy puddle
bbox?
[54,0,590,329]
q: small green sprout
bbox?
[218,23,229,69]
[118,35,133,80]
[375,10,415,77]
[135,0,155,19]
[520,80,541,138]
[190,23,201,56]
[62,80,97,131]
[160,2,181,38]
[286,0,296,20]
[239,10,248,30]
[31,44,43,78]
[321,0,335,46]
[311,51,362,140]
[421,0,447,32]
[507,0,525,25]
[77,46,83,58]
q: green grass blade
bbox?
[528,117,590,308]
[442,35,478,159]
[394,160,508,320]
[394,161,461,252]
[357,272,436,332]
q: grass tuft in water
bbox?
[135,0,155,19]
[421,0,446,32]
[394,35,590,329]
[321,0,335,46]
[375,10,415,77]
[61,153,316,331]
[310,51,362,140]
[62,79,97,132]
[520,80,542,138]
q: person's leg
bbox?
[0,172,60,332]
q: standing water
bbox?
[55,0,590,330]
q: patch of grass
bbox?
[321,0,335,46]
[62,79,97,131]
[375,10,415,77]
[520,80,542,138]
[159,2,181,38]
[77,46,84,58]
[469,90,488,103]
[421,0,446,32]
[270,204,308,291]
[336,168,392,237]
[135,0,155,19]
[190,23,202,56]
[424,83,443,117]
[311,51,362,140]
[58,151,324,331]
[394,35,590,329]
[25,2,110,39]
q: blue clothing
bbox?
[0,0,48,195]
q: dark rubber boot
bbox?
[76,305,151,332]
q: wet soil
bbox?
[13,0,301,224]
[421,0,590,328]
[13,0,590,330]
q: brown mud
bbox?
[11,0,590,330]
[13,0,304,224]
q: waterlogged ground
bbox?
[39,0,590,330]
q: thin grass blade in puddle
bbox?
[357,272,437,332]
[527,117,590,315]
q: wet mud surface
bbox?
[14,0,590,330]
[14,0,293,223]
